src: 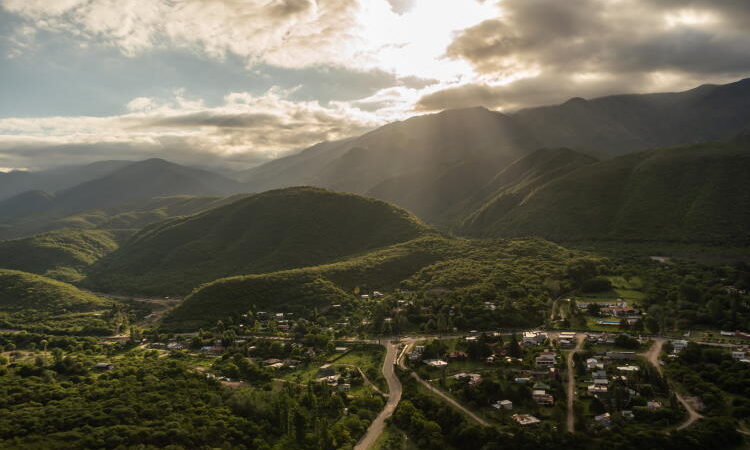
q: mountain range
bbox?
[1,78,749,246]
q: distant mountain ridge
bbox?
[0,159,249,239]
[238,78,750,225]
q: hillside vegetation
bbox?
[162,235,583,331]
[0,229,132,282]
[86,187,430,295]
[459,142,750,244]
[0,269,113,333]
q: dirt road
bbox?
[566,333,585,433]
[641,338,703,430]
[354,341,402,450]
[409,371,490,426]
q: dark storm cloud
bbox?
[419,0,750,110]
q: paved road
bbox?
[355,341,402,450]
[641,338,703,430]
[566,333,585,433]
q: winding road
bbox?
[354,341,402,450]
[642,338,703,430]
[566,333,585,433]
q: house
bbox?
[559,331,576,341]
[337,383,351,392]
[731,351,746,360]
[594,413,612,427]
[200,345,224,354]
[617,365,640,372]
[512,414,541,426]
[593,370,608,380]
[586,358,601,371]
[93,363,114,371]
[647,401,662,410]
[335,346,349,353]
[622,410,635,419]
[486,355,497,364]
[263,358,283,366]
[588,384,608,395]
[454,373,482,385]
[535,351,557,368]
[671,340,688,352]
[606,351,637,360]
[493,400,513,410]
[532,390,554,406]
[423,359,448,368]
[448,351,468,360]
[523,331,547,345]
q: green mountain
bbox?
[459,142,750,244]
[85,187,430,295]
[0,269,112,333]
[0,229,131,282]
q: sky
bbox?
[1,0,750,171]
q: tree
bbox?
[507,334,522,358]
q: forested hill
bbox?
[85,187,430,295]
[458,142,750,244]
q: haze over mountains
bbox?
[1,78,750,246]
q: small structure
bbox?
[93,363,114,371]
[617,365,640,372]
[523,331,547,346]
[731,351,746,360]
[594,412,612,427]
[606,351,637,360]
[337,383,351,392]
[647,401,662,410]
[586,358,601,371]
[335,346,349,353]
[532,390,554,406]
[453,372,482,385]
[512,414,541,426]
[493,400,513,410]
[671,340,688,353]
[423,359,448,368]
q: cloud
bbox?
[0,88,386,170]
[418,0,750,110]
[1,0,363,68]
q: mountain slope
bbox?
[161,235,582,331]
[460,142,750,243]
[241,107,537,197]
[458,148,598,232]
[0,269,113,333]
[86,187,430,295]
[0,229,131,282]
